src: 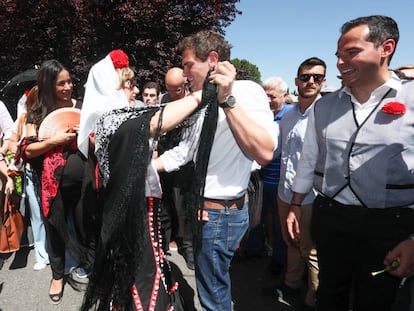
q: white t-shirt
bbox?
[160,80,278,199]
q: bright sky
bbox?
[225,0,414,92]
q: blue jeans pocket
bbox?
[227,216,249,252]
[227,208,249,252]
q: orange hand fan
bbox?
[38,107,81,141]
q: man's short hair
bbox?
[178,30,231,62]
[142,81,160,94]
[297,57,327,77]
[340,15,399,64]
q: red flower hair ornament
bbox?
[381,101,406,115]
[109,49,129,69]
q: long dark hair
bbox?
[27,59,67,126]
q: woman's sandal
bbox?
[49,279,64,305]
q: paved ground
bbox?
[0,246,299,311]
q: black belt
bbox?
[203,196,246,209]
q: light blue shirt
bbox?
[277,102,317,205]
[260,103,294,188]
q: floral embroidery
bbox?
[41,139,78,217]
[382,102,406,115]
[109,49,129,69]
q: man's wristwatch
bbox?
[219,95,237,109]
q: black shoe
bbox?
[49,279,64,305]
[179,247,195,270]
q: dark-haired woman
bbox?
[22,59,93,304]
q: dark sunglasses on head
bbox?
[298,74,325,83]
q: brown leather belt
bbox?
[203,196,246,209]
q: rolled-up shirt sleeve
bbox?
[292,105,318,194]
[0,101,14,140]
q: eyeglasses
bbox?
[298,74,325,83]
[124,80,136,90]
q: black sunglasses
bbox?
[298,74,325,83]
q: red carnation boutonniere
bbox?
[109,49,129,69]
[381,101,406,115]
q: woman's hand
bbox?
[49,127,77,146]
[5,177,14,195]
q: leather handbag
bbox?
[0,193,24,253]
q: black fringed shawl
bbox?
[81,106,160,310]
[188,71,219,250]
[81,72,218,310]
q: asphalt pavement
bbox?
[0,246,295,311]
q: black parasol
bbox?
[0,68,38,94]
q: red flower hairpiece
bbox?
[109,49,129,69]
[381,101,406,115]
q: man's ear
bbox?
[207,51,219,69]
[381,38,396,60]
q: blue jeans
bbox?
[25,167,49,265]
[195,203,249,311]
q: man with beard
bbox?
[277,57,326,309]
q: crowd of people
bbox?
[0,14,413,311]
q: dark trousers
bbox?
[161,186,193,252]
[44,214,66,279]
[44,184,82,280]
[311,195,414,311]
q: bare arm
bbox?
[286,192,308,241]
[0,157,13,194]
[24,123,77,159]
[221,105,274,166]
[149,91,202,137]
[210,61,275,166]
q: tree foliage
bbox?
[0,0,241,114]
[232,58,261,84]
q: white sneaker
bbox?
[33,262,48,270]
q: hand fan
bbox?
[38,107,81,140]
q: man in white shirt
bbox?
[287,15,414,311]
[156,30,278,311]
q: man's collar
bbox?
[338,71,402,99]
